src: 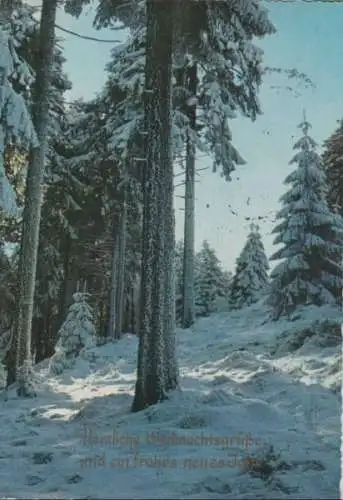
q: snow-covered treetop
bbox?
[271,116,341,253]
[0,27,37,149]
[200,77,246,180]
[291,114,317,157]
[8,4,36,49]
[236,223,269,272]
[103,31,145,162]
[282,118,329,209]
[229,222,269,309]
[8,3,72,161]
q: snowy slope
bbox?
[0,302,341,499]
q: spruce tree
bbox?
[322,119,343,216]
[195,240,223,317]
[49,289,95,375]
[229,224,269,310]
[268,116,343,319]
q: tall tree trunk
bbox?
[15,0,57,396]
[4,326,16,387]
[114,177,128,339]
[163,185,178,390]
[131,283,136,332]
[32,316,44,364]
[107,218,119,338]
[182,64,197,329]
[57,234,71,330]
[162,55,178,393]
[46,313,58,359]
[132,0,174,412]
[122,286,129,333]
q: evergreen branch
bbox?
[54,24,122,43]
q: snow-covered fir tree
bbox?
[49,289,96,375]
[268,116,343,319]
[195,240,224,317]
[322,118,343,216]
[229,224,269,310]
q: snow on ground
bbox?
[0,302,341,499]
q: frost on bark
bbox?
[132,0,175,412]
[15,0,58,397]
[182,64,197,329]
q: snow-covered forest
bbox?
[0,1,341,498]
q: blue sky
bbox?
[29,0,343,271]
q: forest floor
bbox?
[0,301,341,499]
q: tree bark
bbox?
[132,0,174,412]
[182,64,197,329]
[15,0,57,396]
